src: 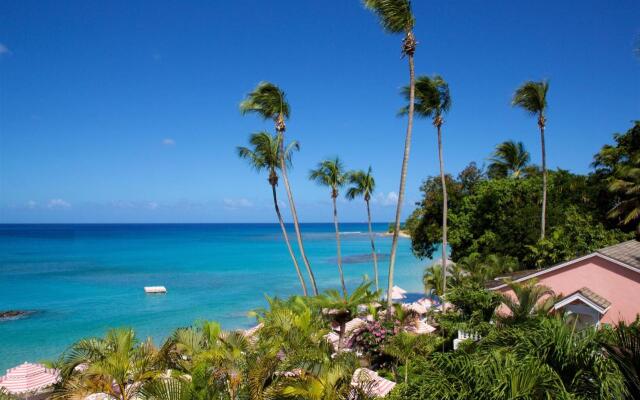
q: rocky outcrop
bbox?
[0,310,34,321]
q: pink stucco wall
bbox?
[496,255,640,325]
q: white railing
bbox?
[453,330,482,350]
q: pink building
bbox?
[486,240,640,328]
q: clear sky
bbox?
[0,0,638,223]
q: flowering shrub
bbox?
[350,318,400,368]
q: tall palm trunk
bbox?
[332,194,347,297]
[437,124,448,310]
[277,129,319,295]
[271,181,308,296]
[387,51,415,309]
[539,115,547,240]
[365,198,379,291]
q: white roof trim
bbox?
[488,252,639,291]
[553,292,610,315]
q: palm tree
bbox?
[315,282,378,351]
[384,332,441,384]
[252,295,330,360]
[512,80,549,239]
[275,354,359,400]
[423,264,444,297]
[165,322,250,400]
[608,155,640,234]
[237,132,308,295]
[240,82,319,295]
[499,280,555,324]
[309,158,349,297]
[363,0,417,309]
[346,167,379,291]
[487,140,531,178]
[601,320,640,398]
[402,75,451,309]
[457,253,519,284]
[55,328,162,400]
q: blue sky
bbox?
[0,0,638,223]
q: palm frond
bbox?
[239,81,290,121]
[363,0,415,34]
[512,80,549,115]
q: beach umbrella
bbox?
[406,319,436,335]
[351,368,396,398]
[404,302,428,315]
[0,362,60,396]
[387,285,407,301]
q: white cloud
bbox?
[147,201,159,210]
[26,200,37,209]
[372,191,399,206]
[223,198,253,210]
[47,198,71,209]
[0,43,10,55]
[162,138,175,146]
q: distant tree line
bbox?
[406,121,640,269]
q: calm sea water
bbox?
[0,223,431,371]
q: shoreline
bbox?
[382,230,411,239]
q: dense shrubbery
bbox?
[391,318,630,400]
[406,122,639,269]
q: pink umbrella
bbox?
[0,362,60,395]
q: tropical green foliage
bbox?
[237,132,298,178]
[362,0,414,34]
[391,318,628,400]
[400,75,451,120]
[524,206,633,268]
[240,81,319,296]
[53,284,387,400]
[487,140,531,178]
[54,328,162,400]
[239,82,290,123]
[237,132,308,295]
[406,167,633,269]
[0,388,17,400]
[608,156,640,234]
[498,280,556,325]
[512,81,549,118]
[314,282,378,351]
[600,320,640,398]
[445,282,502,324]
[593,121,640,234]
[512,80,550,240]
[401,74,452,304]
[384,333,442,384]
[309,158,348,199]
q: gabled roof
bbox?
[597,240,640,271]
[486,240,640,291]
[554,287,612,314]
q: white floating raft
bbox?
[144,286,167,294]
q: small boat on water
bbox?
[144,286,167,294]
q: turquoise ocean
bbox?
[0,223,431,371]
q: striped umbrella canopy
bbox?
[351,368,396,397]
[0,362,60,394]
